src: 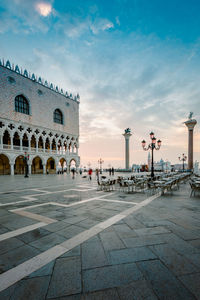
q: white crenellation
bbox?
[0,59,80,102]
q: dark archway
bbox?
[32,156,43,174]
[14,155,25,174]
[0,154,10,175]
[46,157,56,174]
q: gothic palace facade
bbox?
[0,59,80,175]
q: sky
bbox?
[0,0,200,168]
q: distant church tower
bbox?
[148,152,151,171]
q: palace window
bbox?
[15,95,29,115]
[54,109,63,125]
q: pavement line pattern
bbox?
[97,198,138,205]
[0,222,47,242]
[0,187,97,207]
[0,192,161,292]
[9,193,116,213]
[13,210,57,224]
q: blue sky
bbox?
[0,0,200,167]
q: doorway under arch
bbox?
[14,155,25,174]
[46,157,56,174]
[0,154,10,175]
[32,156,43,174]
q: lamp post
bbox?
[178,153,187,171]
[24,151,29,178]
[98,158,104,174]
[141,132,161,180]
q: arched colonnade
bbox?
[0,153,79,175]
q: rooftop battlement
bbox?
[0,59,80,103]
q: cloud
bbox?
[90,18,114,34]
[35,2,52,17]
[0,0,54,34]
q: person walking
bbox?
[88,168,93,180]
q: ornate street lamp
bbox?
[178,153,187,171]
[24,151,29,178]
[141,132,161,180]
[98,158,104,174]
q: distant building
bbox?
[194,161,199,173]
[0,59,80,175]
[147,153,171,172]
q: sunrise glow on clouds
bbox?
[0,0,199,167]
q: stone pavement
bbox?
[0,173,199,299]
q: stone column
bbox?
[184,118,197,170]
[43,164,46,174]
[10,163,14,175]
[123,129,132,170]
[20,136,23,151]
[0,134,3,149]
[36,138,39,153]
[10,134,13,150]
[28,163,32,175]
[28,138,31,153]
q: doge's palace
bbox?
[0,59,80,175]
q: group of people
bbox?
[71,167,115,180]
[108,167,115,176]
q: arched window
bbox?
[15,95,29,115]
[54,109,63,125]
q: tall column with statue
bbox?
[184,112,197,170]
[123,128,132,170]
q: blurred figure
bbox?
[88,168,93,180]
[71,168,76,179]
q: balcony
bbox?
[1,144,78,156]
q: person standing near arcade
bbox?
[88,168,93,180]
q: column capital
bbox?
[184,119,197,130]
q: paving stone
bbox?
[188,239,200,249]
[122,233,168,248]
[17,227,51,243]
[99,231,125,251]
[84,288,120,300]
[0,226,9,234]
[47,257,82,298]
[83,263,143,292]
[29,232,66,251]
[184,253,200,268]
[166,223,200,240]
[123,216,145,229]
[27,260,55,278]
[164,233,200,255]
[43,220,72,232]
[137,260,195,299]
[0,237,24,255]
[113,223,137,238]
[81,240,108,270]
[61,245,81,258]
[9,276,51,300]
[49,295,83,300]
[0,244,40,273]
[108,246,156,265]
[179,273,200,299]
[134,226,171,236]
[57,224,85,239]
[76,218,100,229]
[149,244,199,275]
[0,214,37,230]
[62,216,88,225]
[117,279,158,300]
